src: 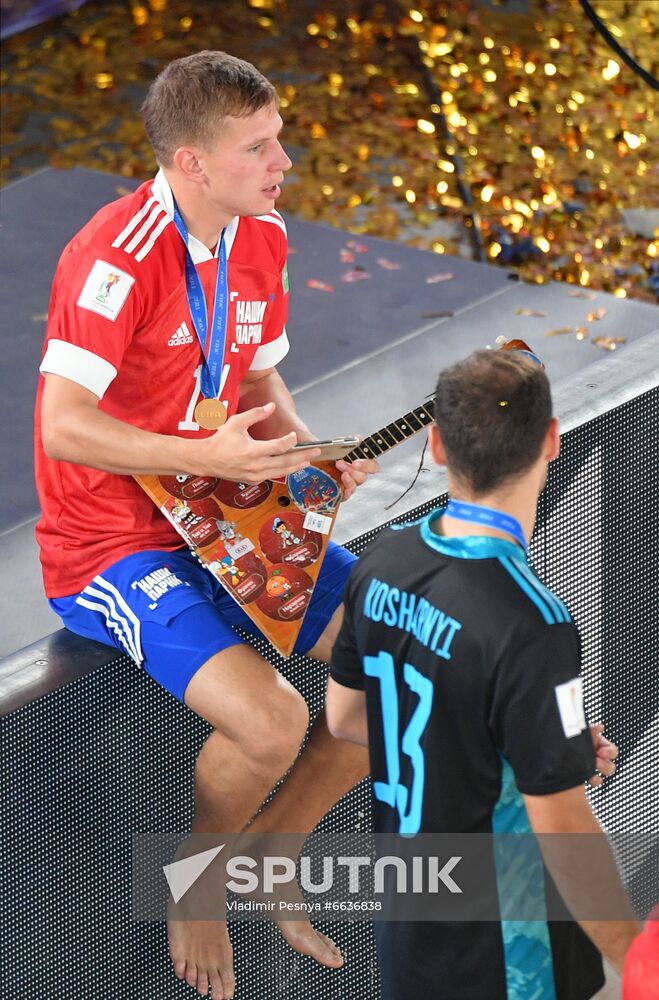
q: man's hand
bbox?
[196,402,322,482]
[589,723,618,787]
[524,785,640,974]
[335,458,380,501]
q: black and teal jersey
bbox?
[330,509,605,1000]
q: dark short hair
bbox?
[141,50,279,166]
[434,349,552,494]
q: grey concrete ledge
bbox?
[335,329,659,543]
[0,629,124,718]
[552,329,659,436]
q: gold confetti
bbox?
[586,309,608,322]
[346,241,368,253]
[341,268,371,283]
[545,327,573,337]
[602,59,620,81]
[94,73,113,90]
[1,0,657,308]
[592,337,625,351]
[516,308,547,317]
[575,327,588,340]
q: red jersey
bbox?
[35,170,290,596]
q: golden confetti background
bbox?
[2,0,658,300]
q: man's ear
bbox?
[428,424,447,466]
[544,417,560,462]
[171,146,206,183]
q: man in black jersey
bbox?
[327,349,639,1000]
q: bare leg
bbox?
[265,604,370,832]
[168,643,311,998]
[245,707,369,957]
[250,707,369,835]
[246,606,370,954]
[190,605,365,840]
[169,606,369,996]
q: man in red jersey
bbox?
[35,50,378,999]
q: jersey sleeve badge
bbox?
[76,259,135,321]
[554,676,588,738]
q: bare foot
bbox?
[233,831,344,969]
[275,917,344,968]
[166,837,235,997]
[168,916,235,998]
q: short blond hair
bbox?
[141,50,279,166]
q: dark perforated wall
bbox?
[2,387,657,999]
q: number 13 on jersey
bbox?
[364,651,434,837]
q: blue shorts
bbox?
[49,543,356,703]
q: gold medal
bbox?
[194,398,227,430]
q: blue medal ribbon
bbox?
[445,498,528,552]
[172,200,228,401]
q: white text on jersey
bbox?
[131,567,186,609]
[235,300,267,345]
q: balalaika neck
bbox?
[346,402,434,461]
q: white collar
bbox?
[151,168,239,265]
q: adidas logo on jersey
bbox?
[168,321,194,347]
